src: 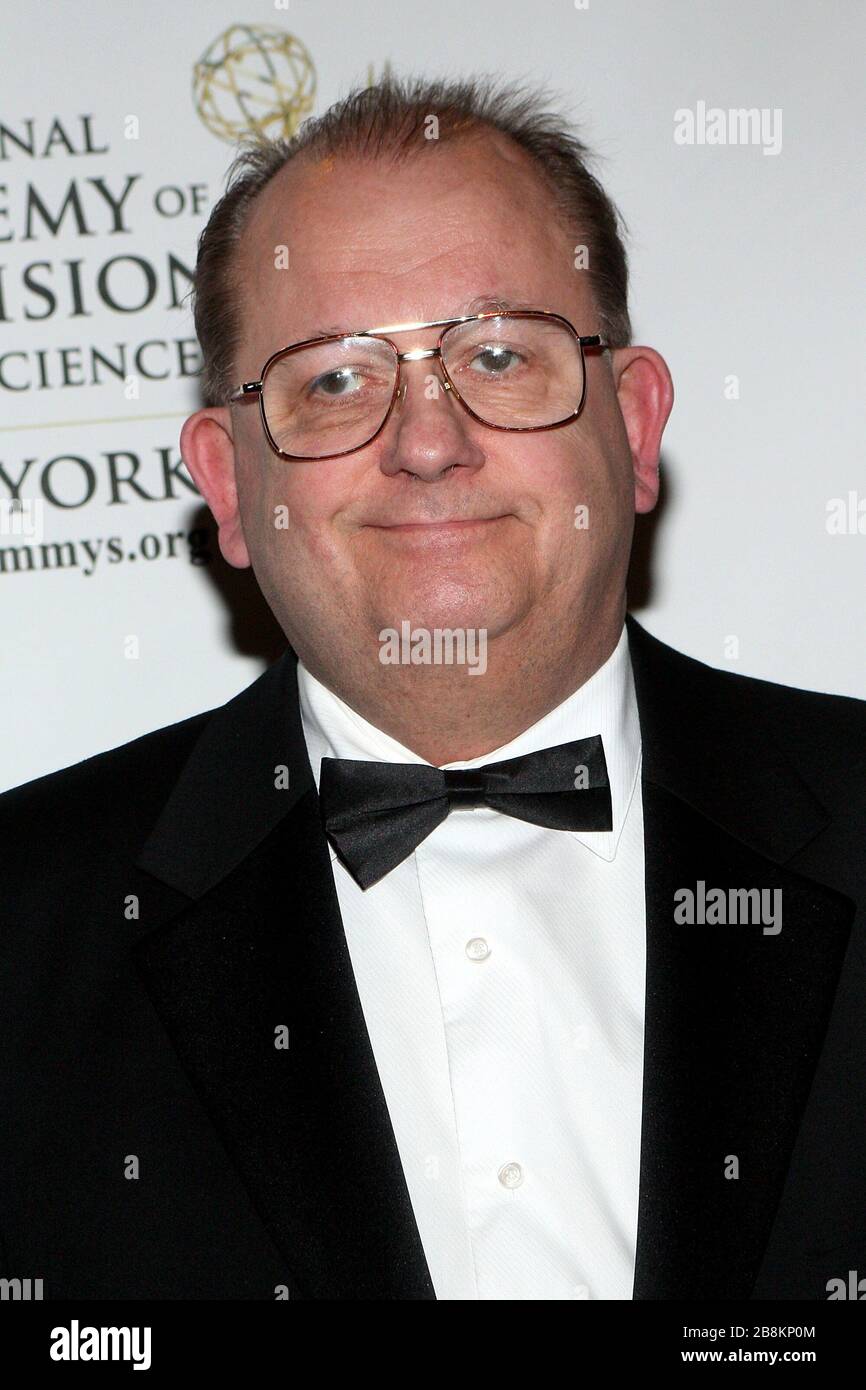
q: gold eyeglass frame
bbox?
[228,308,607,461]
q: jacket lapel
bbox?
[626,615,855,1298]
[131,652,435,1299]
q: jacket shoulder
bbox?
[628,616,866,784]
[0,708,215,855]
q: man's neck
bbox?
[299,605,625,767]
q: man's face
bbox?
[190,132,669,679]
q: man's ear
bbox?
[609,346,674,514]
[180,407,251,568]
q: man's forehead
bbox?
[236,136,585,351]
[246,133,558,255]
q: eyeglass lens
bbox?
[261,315,586,459]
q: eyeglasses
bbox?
[229,309,607,461]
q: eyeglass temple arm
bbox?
[229,381,263,402]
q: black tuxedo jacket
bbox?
[1,615,864,1300]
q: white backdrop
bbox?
[1,0,863,791]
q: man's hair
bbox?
[191,72,632,407]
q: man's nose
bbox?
[378,354,486,481]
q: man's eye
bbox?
[308,367,363,397]
[469,345,523,375]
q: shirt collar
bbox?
[298,622,641,862]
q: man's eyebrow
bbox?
[298,322,346,339]
[463,294,541,316]
[300,296,542,340]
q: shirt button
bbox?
[465,937,491,962]
[498,1161,523,1189]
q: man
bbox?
[1,75,863,1301]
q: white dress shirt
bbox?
[297,623,646,1300]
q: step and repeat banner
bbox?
[1,0,862,789]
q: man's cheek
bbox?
[287,516,361,592]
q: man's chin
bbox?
[365,596,523,648]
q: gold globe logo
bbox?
[192,25,316,143]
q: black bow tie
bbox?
[318,736,612,890]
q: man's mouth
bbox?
[370,516,507,532]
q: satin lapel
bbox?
[131,652,435,1299]
[626,616,855,1299]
